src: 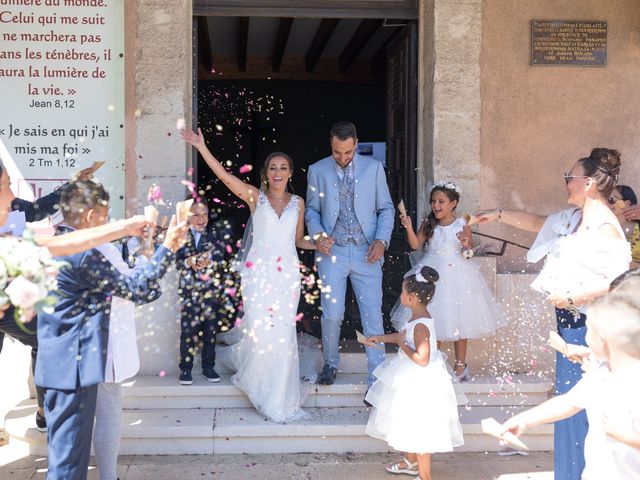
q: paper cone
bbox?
[89,161,105,173]
[481,417,530,451]
[398,199,407,216]
[143,205,159,250]
[464,213,479,225]
[176,199,194,224]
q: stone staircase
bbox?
[5,348,553,456]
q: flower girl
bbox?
[396,181,508,381]
[364,266,463,480]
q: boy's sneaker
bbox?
[178,370,193,385]
[203,368,221,383]
[35,411,47,432]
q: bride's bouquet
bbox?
[0,232,64,323]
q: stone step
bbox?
[120,374,551,409]
[5,402,552,456]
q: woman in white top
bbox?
[476,148,630,480]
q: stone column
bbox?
[420,0,482,217]
[127,0,193,375]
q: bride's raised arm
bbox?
[181,127,260,212]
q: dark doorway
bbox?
[192,14,417,338]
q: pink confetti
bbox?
[187,167,194,176]
[276,256,282,262]
[295,313,304,322]
[277,266,282,272]
[147,184,164,205]
[226,245,232,254]
[245,261,254,268]
[239,164,253,174]
[159,370,166,378]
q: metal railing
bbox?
[472,231,530,256]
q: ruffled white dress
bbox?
[365,317,464,453]
[391,218,508,340]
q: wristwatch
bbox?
[378,239,388,249]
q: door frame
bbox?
[194,0,418,19]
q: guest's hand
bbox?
[367,240,385,263]
[564,344,591,364]
[501,417,528,437]
[315,233,334,256]
[123,215,153,238]
[162,215,189,252]
[622,204,640,222]
[475,209,500,224]
[546,292,577,310]
[399,213,412,230]
[181,128,205,149]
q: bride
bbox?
[181,127,317,423]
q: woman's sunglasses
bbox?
[563,173,589,185]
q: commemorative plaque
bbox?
[531,20,607,66]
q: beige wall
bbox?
[479,0,640,273]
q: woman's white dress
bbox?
[218,191,318,423]
[365,317,464,453]
[391,217,508,340]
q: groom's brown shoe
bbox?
[318,364,337,385]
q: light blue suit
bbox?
[306,153,394,384]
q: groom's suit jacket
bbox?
[305,153,395,246]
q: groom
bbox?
[305,121,395,391]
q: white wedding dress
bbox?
[218,191,320,423]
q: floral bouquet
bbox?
[0,232,64,323]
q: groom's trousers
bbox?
[317,243,385,385]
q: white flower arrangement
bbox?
[0,232,64,323]
[432,181,462,195]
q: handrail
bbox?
[472,231,530,256]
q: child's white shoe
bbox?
[385,457,419,475]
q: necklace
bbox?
[268,195,289,202]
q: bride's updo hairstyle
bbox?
[578,148,621,198]
[260,151,294,192]
[404,266,439,305]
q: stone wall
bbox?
[479,0,640,273]
[420,0,483,220]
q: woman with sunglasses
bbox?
[475,148,630,480]
[608,185,640,269]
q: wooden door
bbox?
[382,22,418,325]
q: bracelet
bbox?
[462,248,474,259]
[498,208,503,221]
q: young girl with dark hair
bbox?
[396,182,508,381]
[364,266,463,480]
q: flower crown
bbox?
[432,181,462,195]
